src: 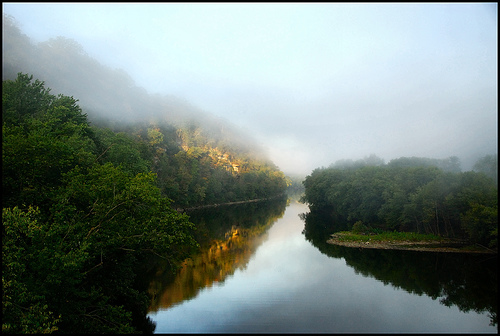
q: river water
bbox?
[147,198,497,333]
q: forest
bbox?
[2,14,292,208]
[2,73,289,333]
[301,155,498,249]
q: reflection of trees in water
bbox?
[148,197,288,312]
[301,210,498,328]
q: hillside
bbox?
[2,14,289,207]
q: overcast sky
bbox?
[3,3,497,175]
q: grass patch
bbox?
[334,231,443,243]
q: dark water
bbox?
[147,199,497,333]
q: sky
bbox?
[2,2,498,175]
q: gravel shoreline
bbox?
[326,233,497,254]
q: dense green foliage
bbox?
[86,117,288,210]
[2,73,287,333]
[301,155,498,249]
[148,123,288,207]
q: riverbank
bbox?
[176,194,286,212]
[327,232,497,254]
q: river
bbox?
[146,198,497,333]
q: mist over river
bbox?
[147,199,497,333]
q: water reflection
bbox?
[148,197,288,312]
[301,210,498,328]
[148,201,495,333]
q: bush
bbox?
[352,221,368,234]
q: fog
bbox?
[2,3,497,176]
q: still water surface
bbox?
[147,199,497,333]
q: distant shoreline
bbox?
[176,194,285,212]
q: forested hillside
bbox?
[2,73,203,333]
[2,16,288,332]
[2,71,288,333]
[2,15,289,208]
[301,155,498,249]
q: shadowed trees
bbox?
[2,73,287,333]
[301,155,498,249]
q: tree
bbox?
[452,171,498,247]
[406,172,461,236]
[302,157,497,246]
[2,206,61,334]
[473,154,498,185]
[2,74,199,333]
[2,163,199,333]
[92,127,150,176]
[461,203,498,248]
[2,73,52,125]
[2,74,97,210]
